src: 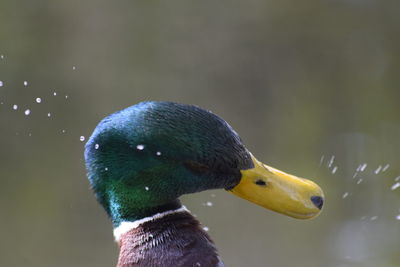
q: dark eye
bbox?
[255,179,267,186]
[184,160,210,174]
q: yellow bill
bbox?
[230,154,324,219]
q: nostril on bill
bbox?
[310,196,324,210]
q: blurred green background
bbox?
[1,1,399,266]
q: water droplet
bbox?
[24,109,31,115]
[72,66,76,70]
[203,226,209,232]
[391,182,400,191]
[36,97,41,103]
[12,104,18,110]
[145,186,149,191]
[0,54,4,59]
[156,151,162,156]
[357,178,363,185]
[395,176,400,182]
[105,167,108,171]
[0,81,3,87]
[94,144,99,149]
[23,81,28,86]
[370,216,378,221]
[396,215,400,221]
[47,113,51,117]
[328,155,335,168]
[62,129,66,133]
[331,166,338,174]
[65,95,68,99]
[356,164,362,172]
[53,92,57,96]
[28,133,32,137]
[360,163,367,172]
[136,144,145,150]
[210,193,216,198]
[375,165,382,174]
[382,164,390,172]
[79,136,85,141]
[342,192,349,199]
[319,155,324,165]
[206,201,213,207]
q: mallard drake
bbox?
[84,101,324,267]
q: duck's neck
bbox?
[114,206,224,267]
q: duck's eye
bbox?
[255,179,267,186]
[184,160,210,174]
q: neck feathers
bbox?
[115,209,224,267]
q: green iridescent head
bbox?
[84,101,253,226]
[85,101,324,227]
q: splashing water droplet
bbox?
[12,104,18,110]
[395,176,400,182]
[360,163,367,172]
[23,81,28,86]
[357,178,363,185]
[47,113,51,117]
[396,215,400,221]
[95,144,99,149]
[62,129,66,133]
[104,167,108,171]
[36,97,41,103]
[332,166,338,174]
[0,81,3,87]
[72,66,76,70]
[203,226,209,232]
[79,136,85,142]
[370,216,378,221]
[156,151,162,156]
[319,155,324,165]
[24,109,31,115]
[342,192,349,199]
[206,201,213,207]
[375,165,382,174]
[53,92,57,96]
[328,155,335,168]
[0,54,4,59]
[136,144,145,150]
[145,186,149,191]
[356,164,362,172]
[382,164,390,172]
[65,95,68,99]
[391,182,400,191]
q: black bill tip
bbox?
[310,196,324,210]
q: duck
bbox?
[84,101,324,267]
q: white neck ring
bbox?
[113,205,190,242]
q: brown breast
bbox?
[117,211,224,267]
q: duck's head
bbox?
[85,101,324,226]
